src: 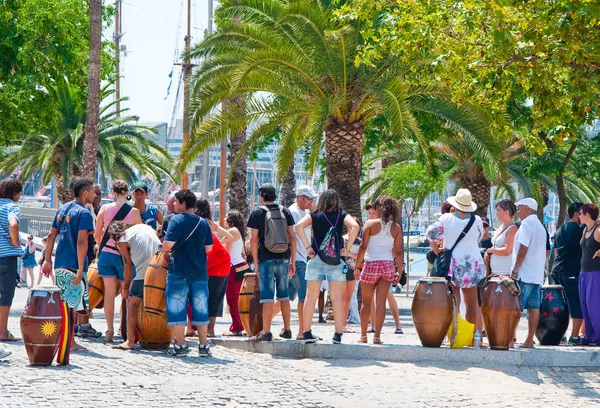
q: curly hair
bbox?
[0,178,23,200]
[226,210,247,242]
[107,221,135,244]
[315,189,342,213]
[374,196,399,224]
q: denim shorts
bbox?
[258,259,289,304]
[288,261,307,302]
[306,256,346,282]
[97,251,124,281]
[166,274,209,326]
[518,279,541,311]
[130,280,144,299]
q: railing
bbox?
[20,217,53,239]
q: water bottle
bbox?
[473,330,481,349]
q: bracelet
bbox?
[305,245,311,250]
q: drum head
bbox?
[31,285,61,292]
[418,277,447,284]
[543,284,564,289]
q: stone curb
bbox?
[211,338,600,367]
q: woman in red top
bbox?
[192,199,233,337]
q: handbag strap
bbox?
[171,217,202,255]
[449,215,476,253]
[99,203,133,252]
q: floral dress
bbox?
[426,213,486,288]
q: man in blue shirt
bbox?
[161,189,213,357]
[43,178,96,355]
[0,178,23,344]
[132,182,163,232]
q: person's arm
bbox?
[593,227,600,259]
[250,228,259,271]
[72,229,88,285]
[131,208,143,225]
[426,218,444,255]
[156,209,164,229]
[117,242,133,300]
[211,221,234,244]
[355,222,372,279]
[488,227,517,256]
[294,214,313,257]
[392,223,404,272]
[94,206,105,245]
[225,228,239,253]
[511,244,529,279]
[41,227,58,277]
[343,214,360,254]
[8,213,19,248]
[288,224,296,275]
[204,221,214,253]
[161,240,175,263]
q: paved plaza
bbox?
[2,283,600,408]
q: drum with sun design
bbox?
[20,286,63,366]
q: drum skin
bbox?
[20,286,63,366]
[136,307,173,349]
[238,273,263,337]
[412,278,453,348]
[87,262,104,310]
[536,285,569,346]
[481,279,521,350]
[143,253,169,315]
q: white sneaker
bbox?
[0,349,12,359]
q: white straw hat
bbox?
[446,189,478,213]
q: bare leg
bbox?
[36,267,43,285]
[173,326,185,345]
[370,299,375,328]
[261,303,274,333]
[524,309,540,347]
[207,317,217,337]
[328,281,346,334]
[102,277,118,335]
[27,268,34,287]
[318,290,325,320]
[118,297,141,349]
[342,280,356,326]
[387,292,401,329]
[375,280,392,339]
[462,286,482,333]
[0,306,10,338]
[360,282,376,337]
[197,324,208,345]
[296,301,304,337]
[280,300,291,331]
[272,301,282,318]
[302,281,322,333]
[571,318,584,338]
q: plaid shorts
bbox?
[360,260,395,284]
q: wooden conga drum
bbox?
[20,286,63,366]
[143,252,169,315]
[536,285,569,345]
[136,307,173,349]
[411,277,453,347]
[481,278,521,350]
[238,273,262,336]
[87,262,104,310]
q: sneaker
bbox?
[198,343,212,357]
[568,336,582,346]
[279,329,292,339]
[303,330,320,344]
[332,332,343,344]
[0,349,11,359]
[77,324,102,339]
[249,331,273,342]
[167,343,190,356]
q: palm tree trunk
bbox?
[537,184,549,222]
[325,121,365,219]
[227,98,248,217]
[82,0,102,181]
[460,171,490,218]
[279,161,296,208]
[54,170,72,203]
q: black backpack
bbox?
[314,211,342,265]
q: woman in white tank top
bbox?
[355,197,403,345]
[485,199,518,275]
[223,211,248,336]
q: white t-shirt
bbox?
[289,202,309,263]
[512,215,547,285]
[119,224,161,280]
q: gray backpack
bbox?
[260,205,290,254]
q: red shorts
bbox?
[360,260,395,284]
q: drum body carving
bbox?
[238,273,262,336]
[481,279,521,350]
[136,307,173,349]
[536,285,569,346]
[412,277,453,347]
[143,253,169,315]
[20,286,63,366]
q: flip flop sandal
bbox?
[342,327,356,333]
[0,332,21,342]
[223,331,243,337]
[71,346,90,353]
[112,344,135,351]
[185,332,197,337]
[373,337,384,345]
[207,334,217,338]
[394,328,404,334]
[357,336,368,344]
[518,343,535,349]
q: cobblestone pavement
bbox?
[2,281,600,407]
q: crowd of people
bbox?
[1,176,599,361]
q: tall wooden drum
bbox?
[536,285,569,346]
[20,286,63,366]
[238,273,262,336]
[87,262,104,310]
[136,307,173,349]
[481,278,521,350]
[143,252,169,315]
[412,277,453,348]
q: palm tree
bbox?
[181,0,496,217]
[0,80,172,202]
[83,0,103,180]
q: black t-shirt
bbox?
[310,211,348,256]
[247,204,295,262]
[480,237,493,250]
[162,212,175,238]
[553,221,584,277]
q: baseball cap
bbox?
[296,185,317,199]
[481,217,490,227]
[515,197,538,212]
[132,182,149,193]
[258,183,277,196]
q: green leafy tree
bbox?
[182,0,496,217]
[0,80,172,202]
